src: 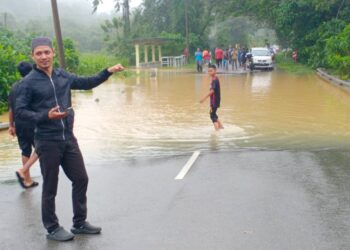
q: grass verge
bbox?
[77,53,133,78]
[275,54,313,74]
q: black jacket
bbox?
[16,65,112,141]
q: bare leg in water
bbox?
[218,120,224,129]
[214,120,224,131]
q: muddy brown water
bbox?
[1,70,350,180]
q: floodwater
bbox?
[1,69,350,180]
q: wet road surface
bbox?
[1,150,350,250]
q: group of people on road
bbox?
[194,46,253,72]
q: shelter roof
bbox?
[131,37,172,45]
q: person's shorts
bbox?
[210,107,219,123]
[16,126,35,157]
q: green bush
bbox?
[53,38,80,72]
[303,19,346,69]
[0,29,28,114]
[325,23,350,80]
[0,28,34,57]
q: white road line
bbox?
[175,151,201,180]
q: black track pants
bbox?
[35,138,88,233]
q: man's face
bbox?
[32,46,55,70]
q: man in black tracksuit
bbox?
[16,37,124,241]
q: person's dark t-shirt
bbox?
[241,51,247,63]
[210,77,221,108]
[8,81,35,132]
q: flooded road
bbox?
[1,70,350,180]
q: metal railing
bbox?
[161,55,186,67]
[139,61,162,68]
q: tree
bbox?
[93,0,131,36]
[100,16,133,59]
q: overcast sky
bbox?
[0,0,144,22]
[90,0,143,13]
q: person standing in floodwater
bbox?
[16,37,124,242]
[195,48,203,73]
[200,64,224,131]
[231,48,238,70]
[223,49,229,71]
[241,48,248,70]
[215,47,223,68]
[202,49,211,66]
[238,48,242,67]
[292,50,298,63]
[183,47,189,63]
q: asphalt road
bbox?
[1,150,350,250]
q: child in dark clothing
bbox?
[200,64,224,131]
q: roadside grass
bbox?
[275,54,314,74]
[183,62,196,69]
[77,53,133,78]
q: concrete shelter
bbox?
[131,38,171,68]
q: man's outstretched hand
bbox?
[108,64,125,73]
[48,106,68,120]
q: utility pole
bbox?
[123,0,131,36]
[50,0,65,69]
[184,0,189,50]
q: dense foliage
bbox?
[325,23,350,79]
[0,28,29,113]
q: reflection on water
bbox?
[250,72,272,94]
[1,70,350,180]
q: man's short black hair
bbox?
[17,61,32,77]
[208,64,217,70]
